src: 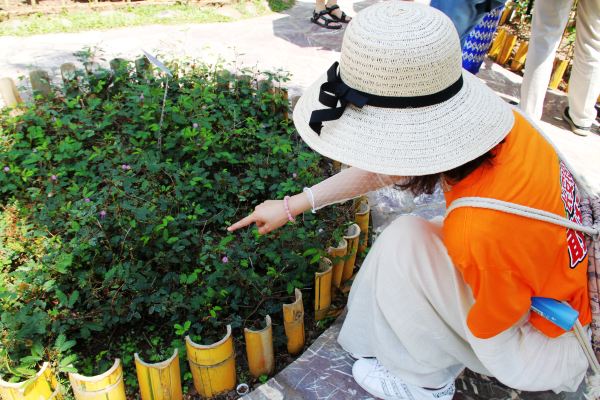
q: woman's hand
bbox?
[227,193,311,235]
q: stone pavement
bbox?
[247,313,588,400]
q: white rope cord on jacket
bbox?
[446,197,599,237]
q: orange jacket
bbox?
[444,111,590,339]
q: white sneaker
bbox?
[352,358,455,400]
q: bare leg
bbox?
[325,0,352,22]
[313,0,342,28]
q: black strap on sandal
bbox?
[326,4,351,23]
[311,9,342,29]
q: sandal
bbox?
[311,9,342,29]
[326,4,352,23]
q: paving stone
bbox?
[248,312,589,400]
[246,315,373,400]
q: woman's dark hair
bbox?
[398,144,502,195]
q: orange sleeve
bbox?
[467,268,533,339]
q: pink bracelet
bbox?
[283,196,295,223]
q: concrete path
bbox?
[0,0,370,95]
[1,0,598,193]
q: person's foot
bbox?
[311,9,342,29]
[352,358,455,400]
[563,107,590,136]
[326,4,352,23]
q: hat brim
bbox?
[293,70,515,176]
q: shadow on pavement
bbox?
[271,0,376,51]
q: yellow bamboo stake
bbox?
[327,238,348,289]
[314,258,333,321]
[0,77,23,107]
[510,41,529,72]
[499,5,513,25]
[69,360,126,400]
[354,201,370,254]
[549,58,569,90]
[186,326,236,398]
[244,316,275,378]
[341,224,361,283]
[283,288,305,355]
[488,28,507,59]
[497,33,517,65]
[0,363,62,400]
[134,350,182,400]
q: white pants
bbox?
[519,0,600,127]
[338,216,588,393]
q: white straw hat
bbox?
[293,1,514,176]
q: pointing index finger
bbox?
[227,213,257,232]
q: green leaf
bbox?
[55,289,68,306]
[54,253,73,274]
[68,290,80,308]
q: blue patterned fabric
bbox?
[462,7,503,74]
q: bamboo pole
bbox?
[497,33,517,65]
[283,289,305,355]
[244,316,275,378]
[510,41,529,72]
[135,350,182,400]
[69,360,126,400]
[186,326,236,398]
[0,363,62,400]
[488,28,507,59]
[499,6,512,25]
[549,58,569,90]
[314,258,333,321]
[341,224,360,283]
[328,238,348,289]
[354,201,370,255]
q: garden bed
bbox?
[0,54,357,398]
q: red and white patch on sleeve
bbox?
[559,161,587,269]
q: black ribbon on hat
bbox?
[308,62,464,134]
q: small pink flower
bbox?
[99,210,107,219]
[192,123,198,129]
[222,256,229,263]
[51,175,57,181]
[292,173,297,178]
[85,198,91,203]
[3,166,9,172]
[121,164,131,170]
[139,93,144,101]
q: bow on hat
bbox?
[309,62,368,134]
[308,62,464,135]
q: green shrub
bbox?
[0,57,347,387]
